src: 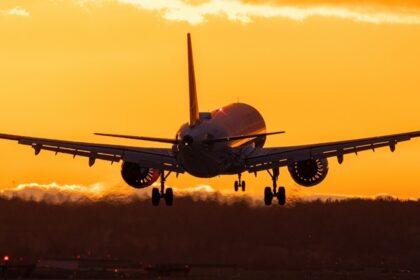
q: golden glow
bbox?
[0,0,420,199]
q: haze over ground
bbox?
[0,0,420,199]
[1,194,420,271]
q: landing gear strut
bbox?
[234,173,246,192]
[264,167,286,206]
[152,171,173,206]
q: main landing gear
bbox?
[264,167,286,206]
[152,171,173,206]
[234,173,246,192]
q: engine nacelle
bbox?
[121,162,160,188]
[288,158,329,187]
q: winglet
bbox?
[187,33,200,127]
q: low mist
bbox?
[0,182,402,205]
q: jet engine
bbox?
[121,161,160,188]
[288,158,329,187]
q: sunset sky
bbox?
[0,0,420,199]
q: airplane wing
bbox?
[0,133,183,172]
[245,131,420,172]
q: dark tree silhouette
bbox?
[0,196,420,271]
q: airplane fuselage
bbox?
[175,103,266,177]
[0,33,418,208]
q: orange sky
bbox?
[0,0,420,199]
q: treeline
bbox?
[0,196,420,270]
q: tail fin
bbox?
[187,33,200,127]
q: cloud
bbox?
[0,182,237,204]
[300,192,401,202]
[242,0,420,9]
[0,182,121,204]
[0,182,413,206]
[2,7,30,17]
[117,0,420,25]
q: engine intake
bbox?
[288,158,329,187]
[121,162,160,188]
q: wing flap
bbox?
[32,144,122,162]
[246,131,420,173]
[0,133,183,172]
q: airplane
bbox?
[0,33,419,206]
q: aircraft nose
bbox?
[182,135,194,146]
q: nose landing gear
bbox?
[234,173,246,192]
[152,171,173,206]
[264,167,286,206]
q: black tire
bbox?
[264,187,273,206]
[234,181,239,192]
[165,188,174,206]
[241,181,246,192]
[277,187,286,206]
[152,187,160,206]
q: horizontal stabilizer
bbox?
[204,131,285,144]
[94,133,178,144]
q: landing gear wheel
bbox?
[152,187,160,206]
[264,187,273,206]
[234,181,239,192]
[164,188,173,206]
[277,186,286,205]
[241,181,246,192]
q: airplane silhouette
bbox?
[1,34,419,206]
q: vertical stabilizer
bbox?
[187,33,200,127]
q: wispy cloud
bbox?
[117,0,420,25]
[243,0,420,9]
[0,182,413,205]
[0,182,120,204]
[300,192,402,202]
[2,7,30,17]
[0,182,234,204]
